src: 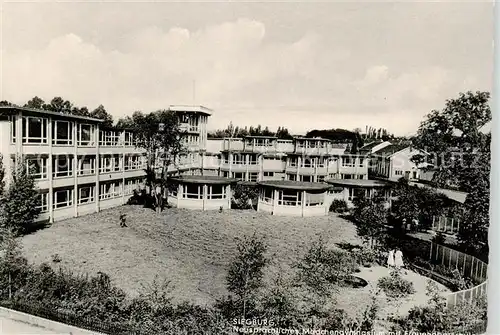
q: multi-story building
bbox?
[0,106,148,223]
[368,143,428,181]
[205,136,370,182]
[0,104,377,219]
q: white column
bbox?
[301,190,306,217]
[272,188,279,214]
[48,117,54,223]
[73,121,78,217]
[95,124,100,213]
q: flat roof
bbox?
[257,180,331,191]
[326,179,391,188]
[169,105,212,115]
[0,106,105,123]
[170,175,238,185]
[294,137,331,141]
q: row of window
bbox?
[259,189,324,206]
[220,154,366,168]
[170,184,228,200]
[37,179,144,212]
[26,155,146,179]
[11,116,136,146]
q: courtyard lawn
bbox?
[21,206,361,306]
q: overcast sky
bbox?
[0,1,494,136]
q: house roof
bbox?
[0,106,105,123]
[257,180,331,191]
[372,143,412,156]
[359,141,384,152]
[169,105,212,116]
[326,179,391,188]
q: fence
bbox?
[429,242,488,308]
[432,215,460,235]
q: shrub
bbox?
[231,184,258,210]
[352,247,381,267]
[432,231,446,245]
[296,238,358,296]
[329,199,348,213]
[377,270,416,298]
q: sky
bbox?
[0,1,494,136]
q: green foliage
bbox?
[296,238,358,296]
[226,233,268,317]
[208,122,293,139]
[231,184,258,209]
[0,154,5,198]
[377,270,416,298]
[0,160,41,235]
[352,247,378,267]
[329,199,348,213]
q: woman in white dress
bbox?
[387,249,395,268]
[394,249,404,269]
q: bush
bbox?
[329,199,348,213]
[352,247,377,267]
[231,184,258,210]
[377,270,416,298]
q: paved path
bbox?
[0,317,60,334]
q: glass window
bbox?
[78,156,96,175]
[53,156,73,178]
[279,190,301,206]
[78,185,95,204]
[306,192,323,206]
[52,120,73,145]
[210,184,225,199]
[26,157,48,179]
[22,117,48,144]
[54,189,73,209]
[100,181,122,200]
[36,193,49,213]
[183,184,200,199]
[249,173,259,182]
[78,124,95,146]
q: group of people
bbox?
[387,248,404,269]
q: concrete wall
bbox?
[0,306,104,335]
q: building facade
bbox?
[0,104,376,221]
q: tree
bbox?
[90,105,113,128]
[24,96,45,109]
[43,97,73,114]
[0,101,15,106]
[0,154,5,198]
[0,159,41,235]
[351,197,388,248]
[226,233,268,318]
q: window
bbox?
[99,130,120,146]
[317,158,326,168]
[78,185,95,204]
[317,175,325,182]
[302,158,313,168]
[222,154,229,164]
[343,174,353,179]
[288,158,298,167]
[395,170,403,176]
[357,158,365,167]
[78,124,95,146]
[26,157,48,179]
[78,156,96,175]
[100,181,122,200]
[288,174,297,181]
[261,188,273,203]
[10,116,16,143]
[53,189,73,209]
[125,179,142,195]
[348,188,366,201]
[301,175,312,182]
[183,184,201,199]
[233,172,244,180]
[125,155,143,170]
[113,155,121,172]
[52,120,73,145]
[37,193,49,213]
[278,190,301,206]
[306,192,323,206]
[264,171,274,177]
[249,172,259,182]
[209,185,225,199]
[342,157,355,167]
[22,117,48,144]
[53,156,73,178]
[248,155,258,165]
[232,154,244,165]
[223,171,229,178]
[124,132,134,146]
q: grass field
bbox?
[21,206,362,306]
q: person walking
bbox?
[394,249,404,270]
[155,183,162,213]
[387,249,395,268]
